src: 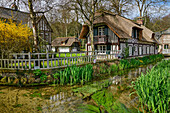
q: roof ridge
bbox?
[0,7,29,14]
[56,36,76,38]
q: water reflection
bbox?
[110,64,154,85]
[42,92,83,112]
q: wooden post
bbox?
[43,60,45,68]
[95,50,97,60]
[25,60,27,69]
[80,53,82,63]
[76,53,78,64]
[21,60,23,69]
[11,60,13,69]
[28,52,31,69]
[38,54,40,68]
[55,59,56,67]
[51,59,53,67]
[0,54,2,69]
[58,59,60,67]
[46,52,49,69]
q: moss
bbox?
[36,106,42,111]
[91,90,116,112]
[111,102,131,113]
[72,80,112,98]
[0,92,4,94]
[77,104,100,113]
[30,92,42,98]
[13,104,23,108]
[23,94,28,97]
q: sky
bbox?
[0,0,170,20]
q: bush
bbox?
[33,69,47,81]
[0,19,32,56]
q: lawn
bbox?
[8,56,91,69]
[55,53,86,57]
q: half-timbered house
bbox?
[79,11,159,57]
[156,28,170,54]
[0,7,53,52]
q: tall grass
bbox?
[97,54,164,75]
[131,60,170,113]
[53,64,93,85]
[118,54,164,70]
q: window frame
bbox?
[164,44,169,49]
[98,26,105,37]
[98,45,107,54]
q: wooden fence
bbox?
[0,50,120,70]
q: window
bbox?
[98,45,107,54]
[129,46,132,56]
[132,29,138,38]
[143,45,146,54]
[139,46,142,55]
[98,26,105,36]
[147,46,150,54]
[164,44,169,49]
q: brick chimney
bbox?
[137,17,143,25]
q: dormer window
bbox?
[61,42,65,45]
[98,26,105,36]
[132,28,139,38]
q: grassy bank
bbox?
[118,54,164,70]
[132,59,170,113]
[93,54,164,76]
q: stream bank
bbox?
[0,60,161,113]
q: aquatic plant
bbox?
[72,80,112,98]
[92,90,115,112]
[132,60,170,113]
[77,104,101,113]
[54,64,93,86]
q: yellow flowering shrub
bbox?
[0,19,32,54]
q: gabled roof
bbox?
[79,11,158,44]
[0,7,52,31]
[52,37,80,47]
[0,7,29,24]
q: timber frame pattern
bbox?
[79,11,160,57]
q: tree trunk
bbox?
[89,25,94,52]
[28,0,39,52]
[90,0,95,52]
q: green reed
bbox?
[53,64,93,86]
[118,54,164,70]
[132,60,170,113]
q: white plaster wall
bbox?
[58,47,70,52]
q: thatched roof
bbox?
[79,11,158,44]
[52,37,80,47]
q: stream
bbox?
[0,59,167,113]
